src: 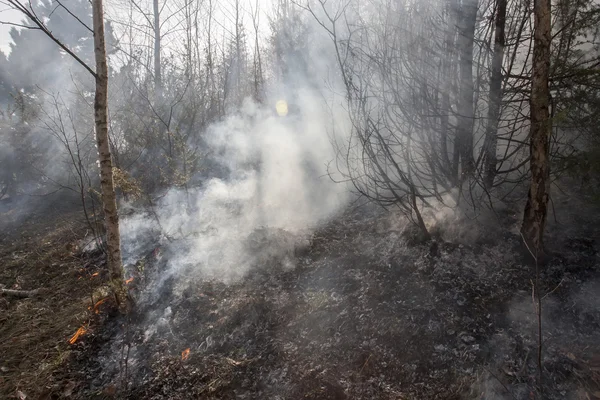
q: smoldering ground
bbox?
[66,180,600,400]
[119,87,351,285]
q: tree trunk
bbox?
[152,0,171,158]
[92,0,127,309]
[521,0,552,256]
[456,0,478,179]
[483,0,507,188]
[442,0,457,184]
[153,0,162,101]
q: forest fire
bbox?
[0,0,599,397]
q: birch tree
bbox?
[92,0,127,306]
[3,0,128,308]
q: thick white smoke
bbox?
[120,87,351,283]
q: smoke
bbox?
[1,0,353,284]
[120,86,351,284]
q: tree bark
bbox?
[483,0,507,188]
[92,0,127,309]
[521,0,552,255]
[456,0,478,179]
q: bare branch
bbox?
[3,0,97,78]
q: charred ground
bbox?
[1,188,600,400]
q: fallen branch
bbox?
[0,288,42,298]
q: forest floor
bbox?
[0,193,112,399]
[1,186,600,400]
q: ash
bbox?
[65,202,600,400]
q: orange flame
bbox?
[181,348,190,361]
[93,298,108,314]
[69,325,87,344]
[125,277,134,285]
[91,272,99,278]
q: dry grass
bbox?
[0,209,105,399]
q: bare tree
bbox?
[92,0,128,307]
[2,0,127,308]
[483,0,507,188]
[521,0,552,254]
[455,0,478,179]
[250,0,264,102]
[153,0,162,101]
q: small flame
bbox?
[125,277,134,285]
[91,272,99,278]
[93,298,108,314]
[181,348,190,361]
[69,325,87,344]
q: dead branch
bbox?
[0,288,42,298]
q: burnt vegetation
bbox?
[1,0,600,399]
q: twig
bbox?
[517,349,531,380]
[542,278,564,300]
[536,260,543,399]
[520,232,543,399]
[119,315,132,391]
[359,354,372,374]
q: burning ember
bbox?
[125,277,134,285]
[93,298,108,314]
[181,348,190,361]
[68,325,87,345]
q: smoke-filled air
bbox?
[1,0,599,399]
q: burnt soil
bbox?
[2,189,600,400]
